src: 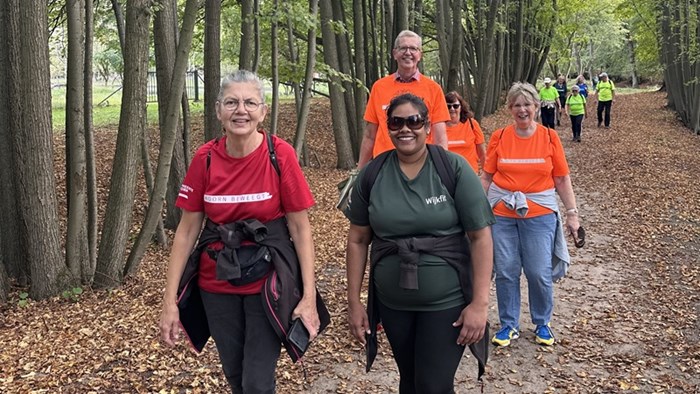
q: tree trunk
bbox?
[0,0,27,284]
[331,0,357,147]
[352,0,368,156]
[239,0,254,71]
[252,0,260,73]
[319,0,355,169]
[204,0,221,141]
[293,0,319,159]
[474,0,501,120]
[84,0,98,282]
[94,0,152,288]
[110,0,126,52]
[154,0,187,232]
[270,0,279,136]
[125,0,200,277]
[66,0,90,283]
[140,125,168,247]
[18,0,69,299]
[284,2,302,113]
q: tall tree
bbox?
[319,0,355,169]
[153,0,187,231]
[0,0,26,286]
[85,0,98,280]
[269,0,280,135]
[17,0,69,298]
[292,0,319,158]
[239,0,255,70]
[352,0,368,153]
[125,0,202,276]
[204,0,221,141]
[66,0,90,282]
[94,0,152,288]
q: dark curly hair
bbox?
[445,91,474,123]
[385,93,430,125]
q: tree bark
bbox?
[270,0,279,135]
[154,0,187,232]
[125,0,200,277]
[66,0,90,283]
[84,0,98,282]
[18,0,69,298]
[110,0,126,52]
[204,0,221,141]
[331,0,357,147]
[319,0,355,169]
[293,0,319,159]
[352,0,368,155]
[239,0,254,71]
[94,0,152,288]
[0,0,26,284]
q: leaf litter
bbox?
[0,92,698,393]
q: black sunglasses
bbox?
[447,103,461,110]
[387,115,427,131]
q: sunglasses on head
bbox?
[387,114,427,131]
[447,103,461,110]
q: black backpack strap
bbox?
[206,137,221,171]
[360,150,392,203]
[427,144,456,198]
[266,132,281,177]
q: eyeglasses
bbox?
[220,98,264,112]
[447,103,461,110]
[396,46,421,54]
[387,115,427,131]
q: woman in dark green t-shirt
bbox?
[345,93,495,393]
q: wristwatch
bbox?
[566,208,579,215]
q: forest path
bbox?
[0,91,697,394]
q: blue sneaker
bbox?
[535,324,555,346]
[491,326,519,347]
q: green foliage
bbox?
[61,287,84,303]
[18,292,29,308]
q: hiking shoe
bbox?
[597,122,602,128]
[492,326,519,347]
[535,324,555,346]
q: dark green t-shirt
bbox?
[346,150,495,311]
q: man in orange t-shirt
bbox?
[357,30,450,167]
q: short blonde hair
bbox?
[506,82,540,108]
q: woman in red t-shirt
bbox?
[481,82,581,348]
[444,91,486,174]
[159,70,320,392]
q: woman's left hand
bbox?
[453,303,488,346]
[292,294,321,340]
[566,212,580,235]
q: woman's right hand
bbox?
[347,301,370,346]
[159,301,181,347]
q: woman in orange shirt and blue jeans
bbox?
[481,82,581,347]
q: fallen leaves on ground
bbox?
[0,93,699,393]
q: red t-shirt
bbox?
[176,132,315,294]
[483,124,569,218]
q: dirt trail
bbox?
[0,92,697,393]
[301,91,700,393]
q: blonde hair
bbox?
[506,82,540,108]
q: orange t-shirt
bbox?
[483,124,570,218]
[446,118,485,173]
[364,73,450,158]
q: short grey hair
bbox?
[506,82,540,108]
[217,70,265,102]
[394,30,422,49]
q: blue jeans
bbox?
[200,291,281,394]
[492,214,557,329]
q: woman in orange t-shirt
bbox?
[481,82,581,348]
[445,91,485,174]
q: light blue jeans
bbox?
[492,213,557,329]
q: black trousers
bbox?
[597,100,612,126]
[570,114,584,140]
[541,107,556,128]
[378,301,467,394]
[201,291,281,394]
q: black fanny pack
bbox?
[209,244,273,286]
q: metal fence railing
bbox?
[147,69,204,103]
